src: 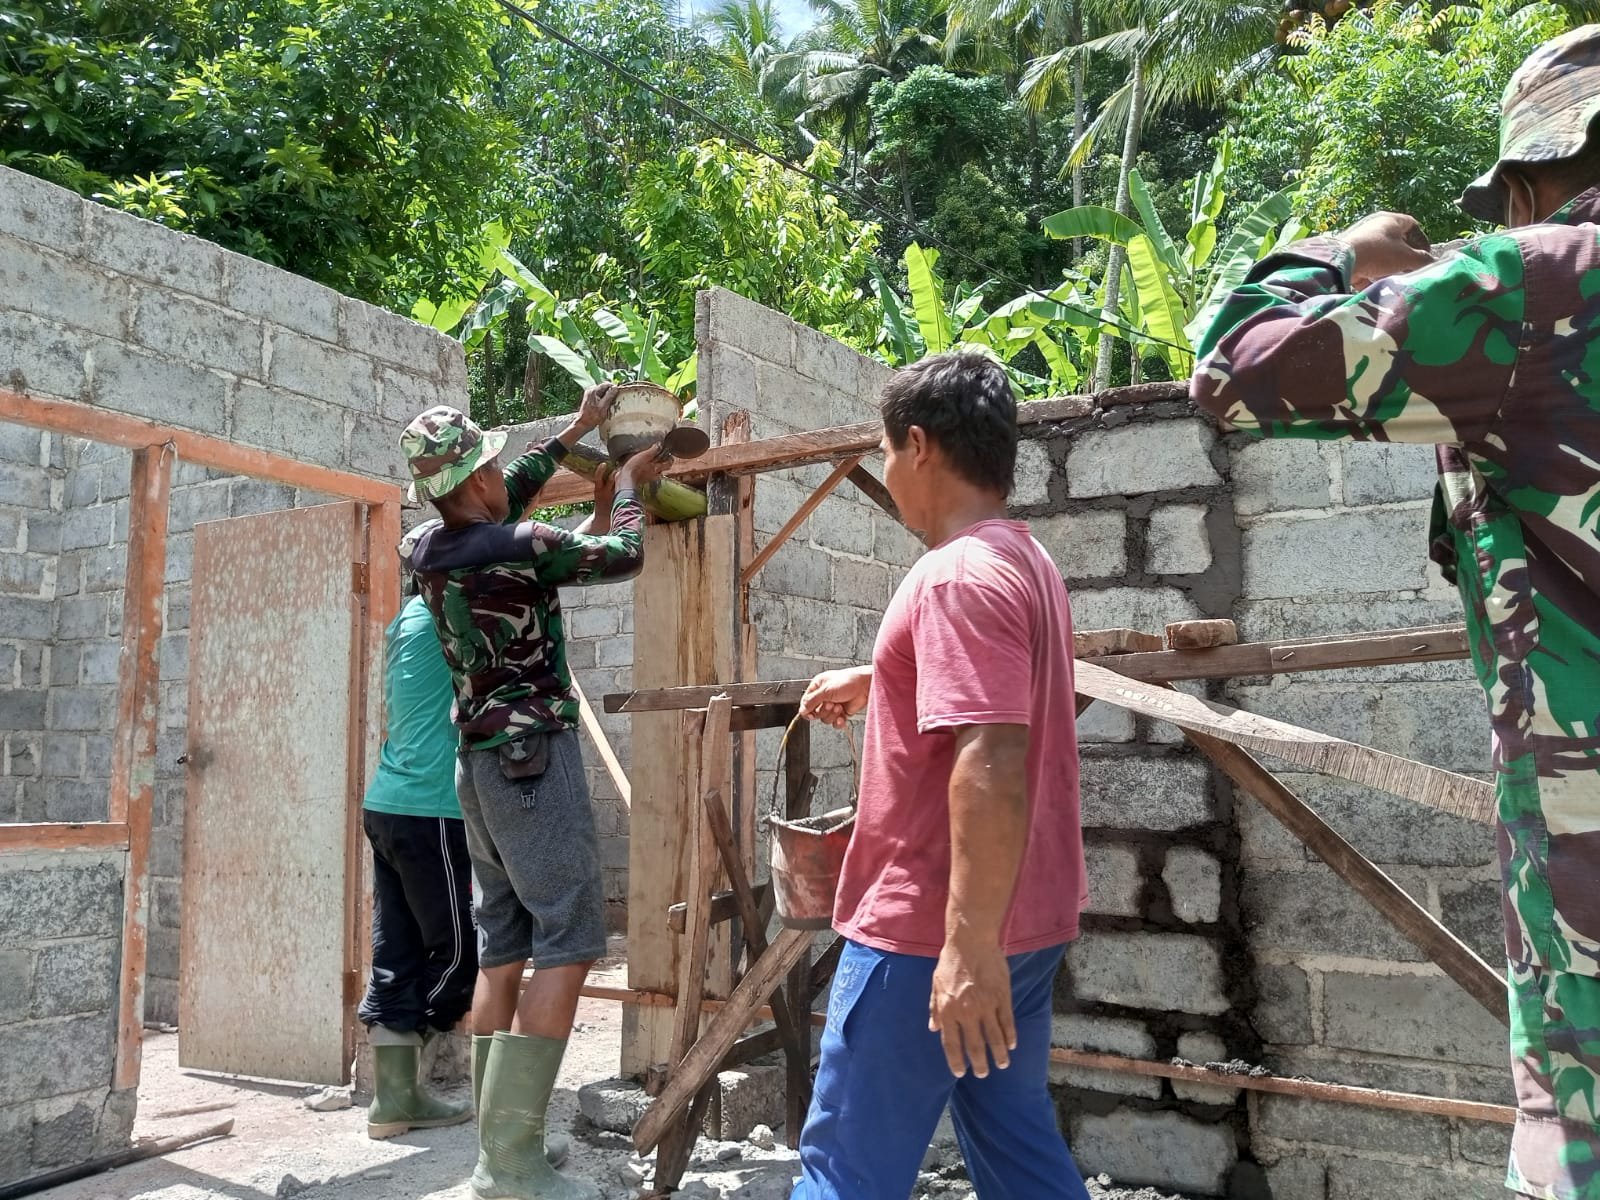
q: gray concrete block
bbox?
[84,203,223,300]
[793,326,860,393]
[1271,773,1494,868]
[1068,586,1202,636]
[4,736,38,782]
[1243,507,1431,598]
[95,1087,137,1156]
[1011,438,1054,507]
[0,235,129,339]
[48,687,108,733]
[347,412,406,480]
[854,609,883,661]
[0,461,52,511]
[1458,1118,1513,1166]
[0,511,19,553]
[1321,971,1507,1066]
[88,341,227,434]
[81,544,126,594]
[0,1100,28,1183]
[1261,1154,1326,1200]
[0,949,31,1018]
[0,310,90,400]
[227,477,297,518]
[1084,842,1142,917]
[340,295,444,375]
[63,463,99,509]
[0,690,46,730]
[1066,420,1222,497]
[831,557,894,610]
[756,542,832,602]
[1253,961,1314,1045]
[1242,866,1427,961]
[0,1013,115,1106]
[595,637,633,669]
[45,780,106,823]
[83,734,112,780]
[31,1098,97,1168]
[1325,1155,1504,1200]
[1068,931,1229,1014]
[378,364,446,426]
[0,424,46,467]
[131,289,263,378]
[701,343,759,435]
[56,593,108,639]
[1174,1031,1239,1103]
[786,597,856,656]
[568,606,619,639]
[1440,879,1504,966]
[266,328,377,411]
[1163,845,1222,924]
[815,493,875,558]
[577,1077,649,1133]
[59,502,113,552]
[872,515,922,569]
[0,596,50,639]
[24,512,61,556]
[1256,1093,1448,1156]
[1079,754,1215,832]
[167,480,233,534]
[1341,441,1437,506]
[0,164,85,253]
[1049,1012,1161,1097]
[161,531,192,586]
[231,382,348,470]
[1147,503,1213,575]
[33,939,118,1017]
[1070,1107,1237,1196]
[1233,439,1332,516]
[222,250,339,342]
[1031,509,1127,579]
[715,1063,784,1141]
[1076,701,1136,743]
[0,550,48,597]
[42,734,82,777]
[704,290,795,367]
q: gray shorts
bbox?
[456,729,606,970]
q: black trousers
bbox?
[357,809,477,1033]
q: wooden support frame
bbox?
[741,454,863,586]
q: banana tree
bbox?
[1041,139,1300,379]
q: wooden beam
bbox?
[741,455,863,586]
[1074,659,1494,823]
[0,823,131,852]
[573,676,630,808]
[729,703,800,732]
[667,884,773,934]
[633,925,813,1153]
[1185,730,1507,1023]
[1082,623,1469,683]
[112,443,174,1092]
[846,464,899,522]
[0,388,401,505]
[669,701,730,1066]
[608,680,808,714]
[783,719,815,1137]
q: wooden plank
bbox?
[112,443,174,1091]
[634,925,813,1153]
[667,884,773,934]
[608,679,807,714]
[783,720,815,1137]
[0,388,400,505]
[1185,730,1508,1023]
[741,455,863,587]
[574,676,630,808]
[729,703,800,732]
[1074,659,1494,823]
[181,502,361,1084]
[624,517,737,1077]
[669,702,730,1063]
[1165,619,1238,650]
[0,823,130,852]
[846,464,899,523]
[1082,623,1469,683]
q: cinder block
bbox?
[1067,930,1229,1014]
[0,462,52,510]
[0,690,45,730]
[701,343,758,434]
[1084,842,1142,917]
[0,948,31,1018]
[1068,586,1202,636]
[1010,438,1053,507]
[222,250,338,342]
[0,1100,28,1183]
[43,735,83,778]
[1163,845,1222,924]
[1253,961,1313,1045]
[831,558,893,610]
[4,735,38,778]
[1070,1107,1237,1196]
[1233,439,1332,516]
[231,381,347,470]
[265,329,377,411]
[167,480,233,534]
[1242,866,1427,961]
[130,289,263,378]
[1325,1155,1505,1200]
[786,597,856,656]
[1459,1118,1513,1166]
[1173,1031,1239,1104]
[704,290,795,368]
[84,203,224,301]
[1321,971,1508,1067]
[95,1087,137,1157]
[23,512,61,556]
[0,596,50,640]
[755,542,832,602]
[1258,1093,1449,1157]
[1031,509,1126,580]
[1261,1155,1327,1200]
[48,687,109,733]
[339,295,445,375]
[378,365,446,426]
[793,325,861,394]
[1075,701,1135,743]
[1242,507,1431,598]
[1341,441,1437,506]
[815,495,874,558]
[0,550,47,597]
[0,857,123,944]
[1440,878,1504,965]
[1079,754,1214,832]
[714,1063,784,1141]
[0,310,90,400]
[577,1077,649,1133]
[59,503,113,552]
[1270,773,1494,868]
[0,164,85,253]
[346,412,406,480]
[1147,504,1213,575]
[33,939,118,1017]
[1066,420,1222,498]
[228,478,296,518]
[56,593,107,640]
[0,235,130,339]
[30,1099,97,1168]
[595,636,633,669]
[87,341,227,434]
[871,515,921,569]
[82,544,126,594]
[0,424,46,467]
[77,642,121,687]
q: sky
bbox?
[682,0,816,39]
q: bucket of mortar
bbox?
[767,714,858,930]
[600,382,682,459]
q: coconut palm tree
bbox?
[702,0,788,89]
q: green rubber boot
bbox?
[474,1034,568,1167]
[471,1032,597,1200]
[367,1026,473,1139]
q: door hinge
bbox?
[352,562,369,595]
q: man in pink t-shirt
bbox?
[790,352,1091,1200]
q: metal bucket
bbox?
[767,717,858,930]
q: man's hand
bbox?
[574,465,616,536]
[614,444,669,491]
[930,935,1015,1079]
[575,382,620,433]
[1341,211,1434,289]
[799,666,871,728]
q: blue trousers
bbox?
[793,940,1091,1200]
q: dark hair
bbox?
[879,350,1019,494]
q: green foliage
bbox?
[1227,0,1573,238]
[0,0,519,308]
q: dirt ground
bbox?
[40,960,1192,1200]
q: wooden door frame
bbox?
[0,387,402,1092]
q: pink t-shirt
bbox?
[833,519,1085,957]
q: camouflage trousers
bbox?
[1507,959,1600,1198]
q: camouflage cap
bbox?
[400,406,507,503]
[1460,24,1600,222]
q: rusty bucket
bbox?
[768,716,858,930]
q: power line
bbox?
[493,0,1184,352]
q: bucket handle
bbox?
[768,710,859,821]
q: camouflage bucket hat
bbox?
[400,406,508,503]
[1460,24,1600,222]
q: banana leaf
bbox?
[905,244,952,355]
[1041,205,1145,247]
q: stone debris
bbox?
[302,1087,352,1112]
[747,1123,776,1150]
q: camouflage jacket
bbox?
[1193,190,1600,983]
[402,438,644,750]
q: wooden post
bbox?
[783,719,815,1141]
[112,443,175,1091]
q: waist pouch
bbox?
[497,732,551,781]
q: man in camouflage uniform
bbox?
[399,389,665,1200]
[1192,25,1600,1199]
